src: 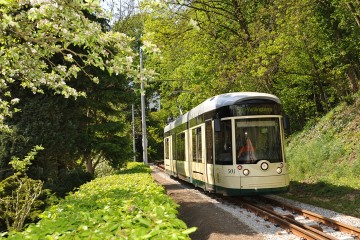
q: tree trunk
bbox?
[84,153,94,176]
[346,65,360,93]
[231,0,252,43]
[346,2,360,28]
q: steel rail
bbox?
[256,196,360,239]
[225,197,338,240]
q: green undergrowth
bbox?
[3,162,196,239]
[283,94,360,218]
[282,181,360,218]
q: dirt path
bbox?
[151,168,264,240]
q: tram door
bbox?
[164,136,175,175]
[190,124,206,187]
[205,120,215,191]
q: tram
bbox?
[163,92,290,196]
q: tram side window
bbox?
[215,120,233,165]
[205,121,213,164]
[192,127,202,163]
[172,134,176,160]
[164,138,169,159]
[176,133,186,161]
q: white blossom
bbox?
[10,98,20,105]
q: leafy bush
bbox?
[94,161,116,178]
[4,163,196,239]
[0,146,52,233]
[44,168,93,198]
[0,174,43,232]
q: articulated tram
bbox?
[163,92,290,196]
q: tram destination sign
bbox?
[232,103,281,116]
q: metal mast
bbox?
[132,104,136,162]
[140,45,148,164]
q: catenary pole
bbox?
[132,104,136,162]
[140,45,148,164]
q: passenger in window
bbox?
[237,131,257,163]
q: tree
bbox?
[270,0,360,129]
[0,0,136,132]
[0,0,142,195]
[4,71,134,181]
[73,70,135,175]
[142,0,360,131]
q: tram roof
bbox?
[164,92,280,132]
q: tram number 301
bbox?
[228,169,236,174]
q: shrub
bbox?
[0,174,43,232]
[4,163,196,239]
[94,161,116,178]
[0,146,51,233]
[44,168,93,198]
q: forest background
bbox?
[1,0,360,232]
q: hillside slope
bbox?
[284,94,360,217]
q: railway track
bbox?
[153,163,360,239]
[223,196,360,240]
[254,195,360,239]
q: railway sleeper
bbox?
[308,224,323,232]
[257,196,360,238]
[283,214,295,220]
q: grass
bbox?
[283,95,360,218]
[281,181,360,218]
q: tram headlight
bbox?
[276,167,282,174]
[260,162,269,170]
[243,169,250,176]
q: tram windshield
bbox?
[235,118,282,164]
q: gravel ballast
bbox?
[151,167,360,240]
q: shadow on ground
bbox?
[159,180,263,240]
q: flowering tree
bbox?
[0,1,140,230]
[0,0,137,133]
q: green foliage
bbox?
[0,145,53,233]
[0,0,137,132]
[119,162,152,174]
[9,146,43,173]
[3,71,134,181]
[4,163,196,239]
[0,174,43,232]
[146,111,168,161]
[284,95,360,217]
[142,0,360,131]
[284,181,360,218]
[1,0,140,197]
[0,131,27,176]
[286,95,360,188]
[143,2,230,117]
[94,161,116,178]
[2,95,88,182]
[44,168,93,198]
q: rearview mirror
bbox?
[214,118,221,132]
[283,115,290,134]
